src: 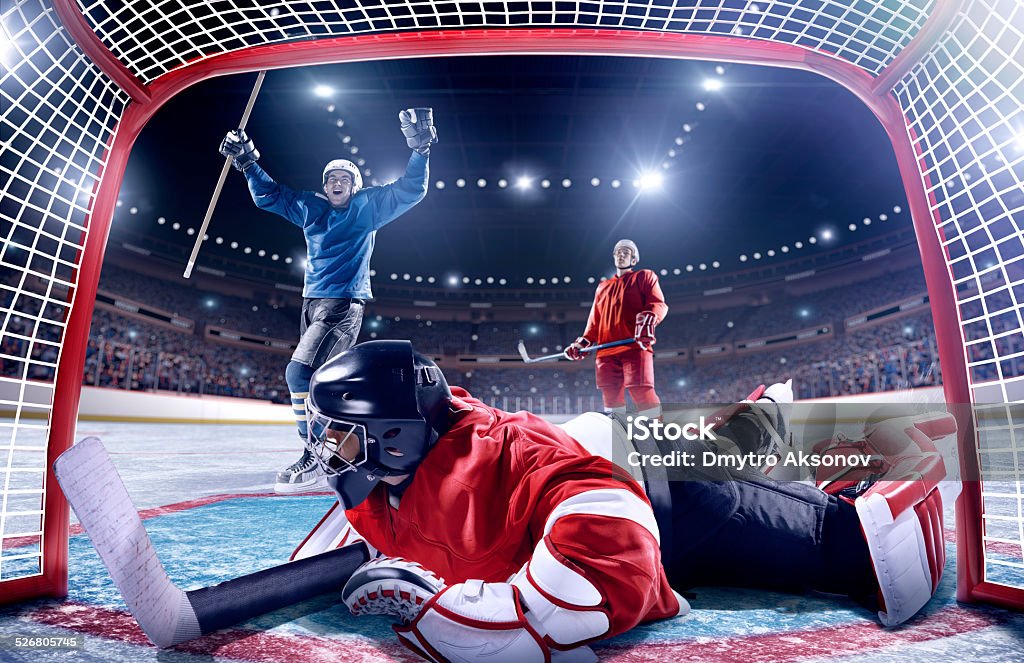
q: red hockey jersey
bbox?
[345,388,680,643]
[582,269,668,357]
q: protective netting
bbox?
[0,0,128,584]
[79,0,933,84]
[1,0,1022,604]
[892,0,1024,589]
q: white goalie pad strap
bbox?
[543,488,660,546]
[395,581,548,663]
[856,484,946,626]
[291,501,375,561]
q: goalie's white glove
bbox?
[344,557,594,663]
[400,108,437,155]
[342,556,444,624]
[218,129,260,171]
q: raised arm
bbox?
[366,108,436,229]
[220,129,306,227]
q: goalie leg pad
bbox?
[394,581,550,663]
[854,441,955,626]
[856,483,946,626]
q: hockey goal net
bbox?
[1,0,1021,609]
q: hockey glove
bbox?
[342,556,444,624]
[635,311,658,351]
[219,129,260,171]
[400,108,437,155]
[564,336,592,361]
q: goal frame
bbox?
[2,0,1016,611]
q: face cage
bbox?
[305,400,371,477]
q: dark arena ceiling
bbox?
[114,54,911,288]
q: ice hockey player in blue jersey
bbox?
[219,108,437,493]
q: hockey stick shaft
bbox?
[518,337,636,363]
[183,70,266,279]
[186,544,369,635]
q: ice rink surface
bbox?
[1,418,1022,662]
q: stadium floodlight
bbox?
[638,171,663,191]
[820,229,834,241]
[313,84,333,97]
[703,78,724,91]
[515,176,532,190]
[447,275,459,286]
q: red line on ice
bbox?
[27,602,412,662]
[594,605,1007,661]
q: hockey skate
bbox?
[274,448,328,494]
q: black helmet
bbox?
[305,340,451,509]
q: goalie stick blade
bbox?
[517,339,534,362]
[53,437,200,648]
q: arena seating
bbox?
[0,262,972,411]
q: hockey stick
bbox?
[53,436,368,648]
[183,70,266,279]
[516,337,636,363]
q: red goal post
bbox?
[1,0,1020,609]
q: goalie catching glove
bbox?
[400,108,438,155]
[343,556,599,662]
[635,311,658,351]
[219,129,260,171]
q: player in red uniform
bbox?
[306,341,957,662]
[566,239,667,419]
[64,340,957,659]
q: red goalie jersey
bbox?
[345,388,682,650]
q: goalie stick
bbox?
[53,437,368,648]
[517,337,636,363]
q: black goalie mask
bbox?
[305,340,451,510]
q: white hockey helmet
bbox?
[322,159,363,193]
[613,239,639,265]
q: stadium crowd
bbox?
[6,260,1018,412]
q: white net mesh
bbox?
[79,0,933,84]
[1,0,1021,603]
[892,0,1024,590]
[1,0,129,585]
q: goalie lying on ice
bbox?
[56,340,960,661]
